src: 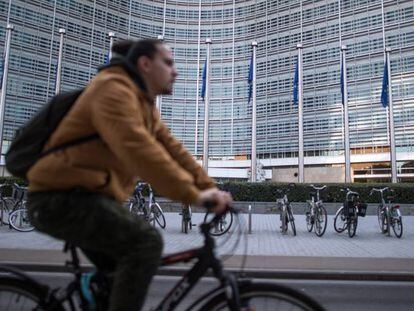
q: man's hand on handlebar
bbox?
[196,188,233,215]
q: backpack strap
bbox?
[40,133,100,158]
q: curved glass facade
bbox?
[0,0,413,166]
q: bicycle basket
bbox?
[357,203,367,217]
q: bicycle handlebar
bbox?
[310,184,327,191]
[371,187,389,193]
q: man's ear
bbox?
[137,56,151,73]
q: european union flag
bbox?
[381,57,389,108]
[293,56,299,105]
[104,52,110,65]
[200,60,207,100]
[0,58,4,90]
[247,54,253,104]
[340,57,345,106]
[53,63,58,92]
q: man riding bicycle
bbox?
[27,39,232,311]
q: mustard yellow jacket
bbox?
[28,66,215,203]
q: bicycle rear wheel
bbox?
[392,216,403,238]
[0,198,13,226]
[151,203,166,229]
[314,205,327,237]
[199,282,324,311]
[347,215,358,238]
[0,277,65,311]
[9,208,34,232]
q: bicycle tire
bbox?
[0,199,13,226]
[347,215,358,238]
[288,207,296,236]
[333,206,347,233]
[392,216,403,238]
[184,219,188,233]
[204,210,233,236]
[381,210,391,236]
[129,201,145,219]
[199,282,325,311]
[182,214,189,234]
[0,277,65,311]
[280,207,288,234]
[9,208,34,232]
[314,205,327,237]
[152,203,166,229]
[305,204,313,233]
[377,205,385,233]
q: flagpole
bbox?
[297,43,304,183]
[55,28,66,95]
[251,41,258,182]
[156,35,164,113]
[341,45,351,183]
[108,31,116,61]
[386,47,397,183]
[202,38,211,172]
[0,23,13,165]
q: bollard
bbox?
[248,205,252,234]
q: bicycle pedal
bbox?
[191,224,197,227]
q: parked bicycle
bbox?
[0,205,325,311]
[370,187,403,238]
[333,188,367,238]
[181,204,196,234]
[0,183,34,232]
[128,182,166,229]
[305,185,328,237]
[277,183,296,236]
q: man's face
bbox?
[140,44,177,95]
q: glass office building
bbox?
[0,0,413,181]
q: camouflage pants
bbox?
[27,188,163,311]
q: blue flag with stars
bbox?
[293,56,299,105]
[340,57,345,106]
[200,59,207,100]
[247,54,253,104]
[381,56,389,108]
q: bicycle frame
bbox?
[158,246,225,310]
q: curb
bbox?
[2,262,414,282]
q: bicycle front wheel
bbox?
[151,203,166,229]
[9,208,34,232]
[305,205,313,232]
[288,207,296,236]
[204,210,233,236]
[0,277,65,311]
[333,206,347,233]
[381,211,390,236]
[377,205,385,233]
[199,282,325,311]
[314,205,327,237]
[0,199,13,226]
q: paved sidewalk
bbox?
[1,213,414,279]
[2,213,412,257]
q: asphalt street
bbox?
[10,272,414,311]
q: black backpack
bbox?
[5,89,99,179]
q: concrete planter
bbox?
[154,198,414,215]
